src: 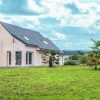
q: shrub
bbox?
[79,56,87,65]
[64,60,77,65]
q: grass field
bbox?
[0,66,100,100]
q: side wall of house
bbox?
[59,54,64,65]
[0,24,41,67]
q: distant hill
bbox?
[63,50,85,55]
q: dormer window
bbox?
[23,36,29,41]
[43,40,48,45]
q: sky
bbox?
[0,0,100,50]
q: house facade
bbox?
[0,22,64,67]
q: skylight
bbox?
[43,40,48,45]
[23,36,29,41]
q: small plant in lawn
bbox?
[42,51,59,67]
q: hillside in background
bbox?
[63,50,86,55]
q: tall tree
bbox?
[87,39,100,70]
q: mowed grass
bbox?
[0,66,100,100]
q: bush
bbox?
[79,56,87,65]
[64,60,77,65]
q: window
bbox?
[29,53,32,64]
[15,51,22,65]
[23,36,29,41]
[43,40,48,45]
[7,51,11,65]
[26,52,28,64]
[26,52,33,65]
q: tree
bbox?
[42,51,59,67]
[87,39,100,70]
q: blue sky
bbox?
[0,0,100,50]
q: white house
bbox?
[0,21,64,67]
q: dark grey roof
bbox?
[0,22,60,51]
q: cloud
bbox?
[27,0,45,13]
[61,2,100,27]
[75,1,100,14]
[79,0,100,4]
[60,14,98,27]
[0,0,44,15]
[0,14,42,31]
[41,0,72,20]
[87,19,100,34]
[0,0,99,28]
[52,30,67,40]
[93,19,100,30]
[0,0,2,5]
[65,2,80,14]
[64,41,94,50]
[40,0,100,28]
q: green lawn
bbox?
[0,66,100,100]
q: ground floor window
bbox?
[26,52,33,65]
[16,51,22,65]
[7,51,11,65]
